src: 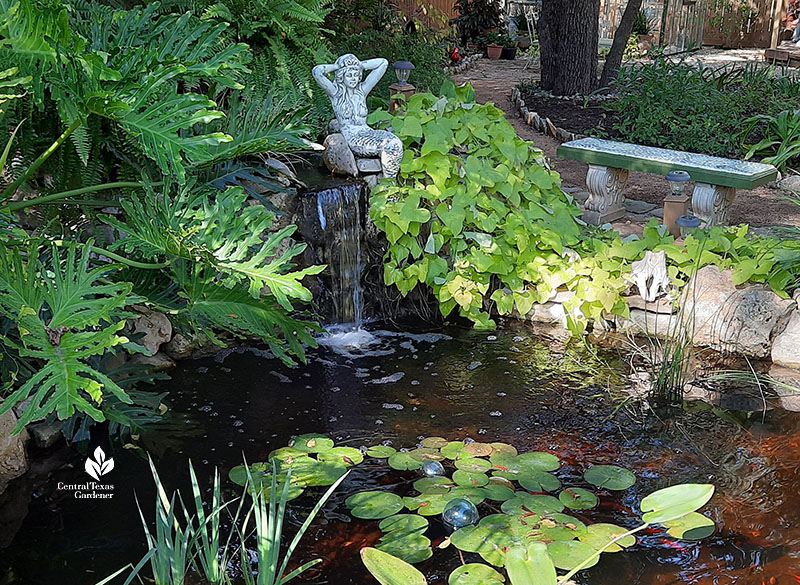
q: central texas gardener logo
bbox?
[85,447,114,480]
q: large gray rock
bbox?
[131,352,176,371]
[0,410,28,494]
[772,309,800,369]
[684,266,795,357]
[132,307,173,356]
[322,133,358,177]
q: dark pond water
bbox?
[2,323,800,585]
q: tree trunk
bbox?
[539,0,600,96]
[599,0,644,88]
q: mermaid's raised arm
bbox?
[312,63,338,97]
[359,58,388,95]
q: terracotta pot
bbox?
[501,46,517,60]
[487,44,503,59]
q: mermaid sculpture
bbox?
[312,54,404,178]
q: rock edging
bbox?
[510,86,584,144]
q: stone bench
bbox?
[556,137,779,226]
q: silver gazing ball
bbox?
[442,497,479,530]
[421,460,445,477]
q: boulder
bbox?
[0,410,28,494]
[322,134,358,176]
[771,309,800,369]
[616,309,679,337]
[28,421,63,448]
[684,266,795,357]
[768,364,800,411]
[132,307,173,356]
[164,332,194,360]
[779,174,800,192]
[131,352,176,371]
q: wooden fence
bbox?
[702,0,786,47]
[396,0,456,28]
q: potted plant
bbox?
[632,9,656,55]
[454,0,502,45]
[484,31,504,59]
[500,33,518,59]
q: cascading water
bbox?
[316,183,365,332]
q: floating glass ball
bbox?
[421,460,445,477]
[442,497,479,530]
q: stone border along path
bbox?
[451,57,800,234]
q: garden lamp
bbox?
[392,61,415,85]
[675,213,701,237]
[663,170,692,238]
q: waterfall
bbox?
[316,183,364,329]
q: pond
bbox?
[2,323,800,585]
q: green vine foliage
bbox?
[368,83,797,333]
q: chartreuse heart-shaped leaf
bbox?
[448,563,505,585]
[361,548,427,585]
[289,434,334,453]
[583,465,636,491]
[505,543,556,585]
[559,487,598,510]
[317,446,364,466]
[578,523,636,552]
[367,445,398,458]
[662,512,715,540]
[347,491,405,519]
[640,484,715,524]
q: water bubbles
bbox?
[331,386,341,393]
[375,419,384,425]
[421,460,445,477]
[232,420,244,427]
[489,411,502,417]
[513,335,526,342]
[464,437,476,444]
[382,403,404,410]
[467,361,482,371]
[196,366,208,374]
[478,428,487,435]
[487,335,497,341]
[497,392,506,397]
[442,498,479,530]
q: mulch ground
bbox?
[516,88,622,140]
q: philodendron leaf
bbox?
[583,465,636,491]
[505,543,556,585]
[662,512,715,540]
[347,491,405,519]
[448,563,505,585]
[640,484,715,524]
[361,547,427,585]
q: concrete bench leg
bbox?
[692,183,736,227]
[582,164,629,225]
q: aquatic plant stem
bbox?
[557,523,649,583]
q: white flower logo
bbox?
[85,447,114,480]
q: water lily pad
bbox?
[490,452,560,475]
[389,451,423,471]
[506,543,555,585]
[347,491,405,519]
[640,484,714,524]
[420,437,449,449]
[441,441,466,459]
[380,514,429,535]
[453,470,489,487]
[451,519,522,567]
[546,540,599,570]
[559,487,598,510]
[259,482,305,502]
[449,487,487,505]
[501,493,564,516]
[513,470,561,492]
[662,512,715,540]
[413,477,454,494]
[534,513,587,541]
[361,547,426,585]
[377,532,433,563]
[578,523,636,552]
[489,443,517,456]
[455,457,492,473]
[448,563,505,585]
[289,433,334,453]
[267,447,310,463]
[318,446,364,466]
[228,462,271,488]
[278,460,347,486]
[367,445,397,458]
[487,476,516,491]
[403,493,451,516]
[481,483,516,501]
[464,442,494,457]
[408,447,445,462]
[583,465,636,491]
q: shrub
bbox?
[605,61,800,157]
[332,29,448,109]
